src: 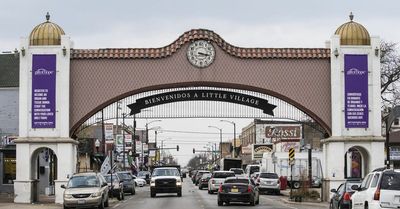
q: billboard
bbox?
[31,54,56,128]
[104,123,114,140]
[344,54,369,128]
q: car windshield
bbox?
[138,171,150,177]
[231,169,244,175]
[225,178,249,184]
[346,182,361,192]
[202,173,212,178]
[117,173,132,180]
[103,175,118,183]
[67,175,99,188]
[250,166,260,173]
[213,172,235,178]
[381,172,400,190]
[153,168,180,176]
[259,173,278,179]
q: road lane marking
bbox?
[113,203,120,208]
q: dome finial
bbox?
[46,12,50,22]
[349,12,354,22]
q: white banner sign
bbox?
[100,156,111,175]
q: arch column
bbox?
[15,21,74,203]
[323,23,384,200]
[13,138,78,203]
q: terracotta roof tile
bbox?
[71,29,331,60]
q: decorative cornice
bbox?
[14,137,79,145]
[71,29,331,60]
[321,136,385,144]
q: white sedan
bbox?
[133,176,146,187]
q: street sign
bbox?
[289,147,295,165]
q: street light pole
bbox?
[208,126,223,159]
[122,113,126,170]
[220,120,236,158]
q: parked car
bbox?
[137,171,151,184]
[192,170,198,183]
[116,171,136,195]
[61,172,109,209]
[103,174,124,200]
[217,176,260,206]
[229,168,245,177]
[208,171,235,194]
[132,175,146,187]
[351,168,400,209]
[199,173,212,190]
[257,172,280,194]
[195,170,211,185]
[329,178,362,209]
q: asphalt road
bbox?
[110,179,328,209]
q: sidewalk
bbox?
[279,189,329,208]
[0,193,120,209]
[0,193,60,209]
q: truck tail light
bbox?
[374,186,381,201]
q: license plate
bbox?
[78,200,85,204]
[231,188,239,193]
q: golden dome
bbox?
[29,13,65,46]
[334,12,370,45]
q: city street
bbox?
[106,180,328,209]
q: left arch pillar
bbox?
[14,138,78,204]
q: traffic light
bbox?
[193,148,196,154]
[177,145,179,151]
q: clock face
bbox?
[187,40,215,68]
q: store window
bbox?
[3,153,16,184]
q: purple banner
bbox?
[32,55,56,128]
[344,54,368,128]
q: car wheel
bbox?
[98,197,105,209]
[217,200,223,206]
[131,188,136,195]
[292,182,300,189]
[250,197,256,206]
[364,202,369,209]
[256,196,260,205]
[199,185,202,190]
[151,190,156,198]
[210,190,214,194]
[63,205,69,209]
[178,189,182,197]
[117,190,123,200]
[104,196,109,207]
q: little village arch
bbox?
[14,14,384,203]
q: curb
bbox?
[280,197,329,207]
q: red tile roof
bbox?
[71,29,331,59]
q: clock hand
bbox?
[198,52,210,56]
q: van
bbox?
[245,164,260,178]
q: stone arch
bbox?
[29,146,58,203]
[70,82,331,137]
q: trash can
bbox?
[280,176,287,190]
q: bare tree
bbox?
[381,41,400,110]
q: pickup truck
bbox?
[150,167,182,197]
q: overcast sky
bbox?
[2,0,400,166]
